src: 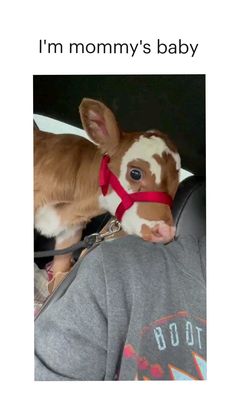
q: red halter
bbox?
[99,154,173,221]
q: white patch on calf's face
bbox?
[119,135,180,189]
[121,203,160,235]
[122,205,176,242]
[145,135,181,171]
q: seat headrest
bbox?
[172,176,206,238]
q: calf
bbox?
[34,98,181,291]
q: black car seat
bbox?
[172,175,206,238]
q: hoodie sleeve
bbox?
[35,247,108,381]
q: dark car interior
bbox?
[34,75,205,266]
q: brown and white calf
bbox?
[34,98,181,291]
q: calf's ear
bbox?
[79,98,121,154]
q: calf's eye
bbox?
[130,168,142,181]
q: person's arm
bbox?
[35,247,108,381]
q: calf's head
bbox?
[79,98,181,243]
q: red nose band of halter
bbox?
[99,154,173,222]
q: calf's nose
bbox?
[141,221,176,243]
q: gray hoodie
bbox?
[35,234,206,380]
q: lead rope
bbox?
[34,219,121,258]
